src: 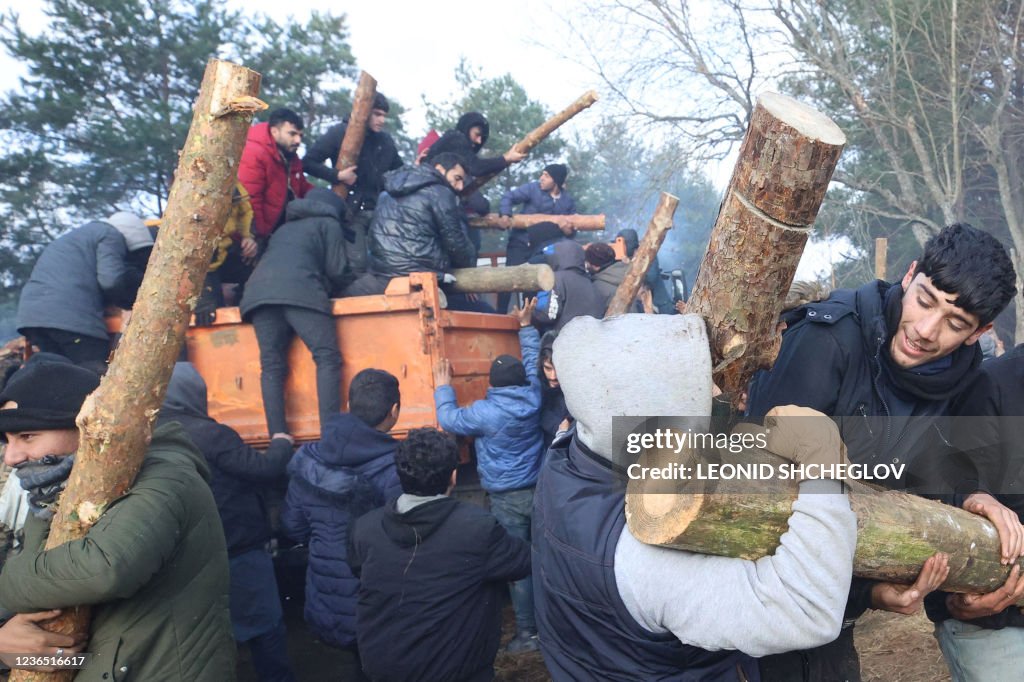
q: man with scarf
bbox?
[303,93,404,280]
[746,223,1018,682]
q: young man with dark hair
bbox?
[239,107,313,239]
[585,241,632,314]
[0,359,235,680]
[348,427,531,682]
[303,93,404,279]
[423,112,525,177]
[746,222,1019,681]
[345,153,482,311]
[280,368,402,653]
[434,298,544,652]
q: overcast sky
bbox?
[0,0,855,277]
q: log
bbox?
[625,441,1016,597]
[875,237,888,281]
[10,59,261,682]
[605,193,678,317]
[461,90,599,196]
[468,213,606,231]
[449,264,555,294]
[333,71,378,200]
[686,92,846,404]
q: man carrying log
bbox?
[746,223,1019,681]
[533,314,857,680]
[302,93,404,278]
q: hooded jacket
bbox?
[591,260,633,313]
[17,220,145,340]
[280,411,402,648]
[435,327,545,492]
[238,122,313,238]
[0,423,234,681]
[158,362,293,557]
[367,165,477,278]
[302,120,403,209]
[349,496,530,682]
[425,112,508,179]
[533,240,605,332]
[240,187,350,318]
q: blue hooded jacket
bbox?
[435,326,544,492]
[280,411,401,648]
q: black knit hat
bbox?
[543,164,569,188]
[372,92,390,113]
[0,359,100,436]
[489,355,527,388]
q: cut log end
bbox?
[626,489,704,546]
[758,92,847,146]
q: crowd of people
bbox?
[0,96,1022,682]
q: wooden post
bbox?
[9,59,262,682]
[686,92,846,404]
[468,213,606,231]
[625,442,1021,597]
[333,71,378,200]
[449,264,555,293]
[605,193,678,317]
[875,237,888,281]
[461,90,599,196]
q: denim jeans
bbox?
[936,619,1024,682]
[251,305,341,435]
[489,487,535,632]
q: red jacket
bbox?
[238,122,313,238]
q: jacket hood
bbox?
[162,362,208,419]
[383,164,450,198]
[547,240,587,273]
[287,412,398,499]
[456,112,489,152]
[285,187,345,222]
[594,260,629,285]
[149,421,213,482]
[246,122,275,151]
[381,497,458,548]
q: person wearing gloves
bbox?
[16,211,154,366]
[433,298,544,652]
[0,358,234,680]
[532,313,858,680]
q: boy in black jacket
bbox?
[348,428,530,682]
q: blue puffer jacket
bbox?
[435,326,544,492]
[280,411,401,648]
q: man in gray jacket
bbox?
[16,212,154,366]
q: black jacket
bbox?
[533,241,605,332]
[367,165,477,278]
[240,187,350,318]
[302,121,403,209]
[425,112,508,179]
[158,363,293,557]
[349,496,530,682]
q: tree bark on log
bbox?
[9,59,261,682]
[449,264,555,294]
[686,92,846,403]
[625,443,1016,597]
[605,193,678,317]
[461,90,599,197]
[468,213,606,231]
[333,71,377,200]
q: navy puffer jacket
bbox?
[280,411,401,648]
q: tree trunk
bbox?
[449,264,555,294]
[468,213,606,231]
[686,92,846,403]
[625,443,1016,597]
[606,193,678,317]
[461,90,599,196]
[9,59,261,682]
[333,71,377,200]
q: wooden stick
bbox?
[449,264,555,293]
[10,59,261,682]
[605,193,678,317]
[333,71,377,200]
[468,213,605,231]
[686,92,846,404]
[461,90,599,196]
[875,237,888,281]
